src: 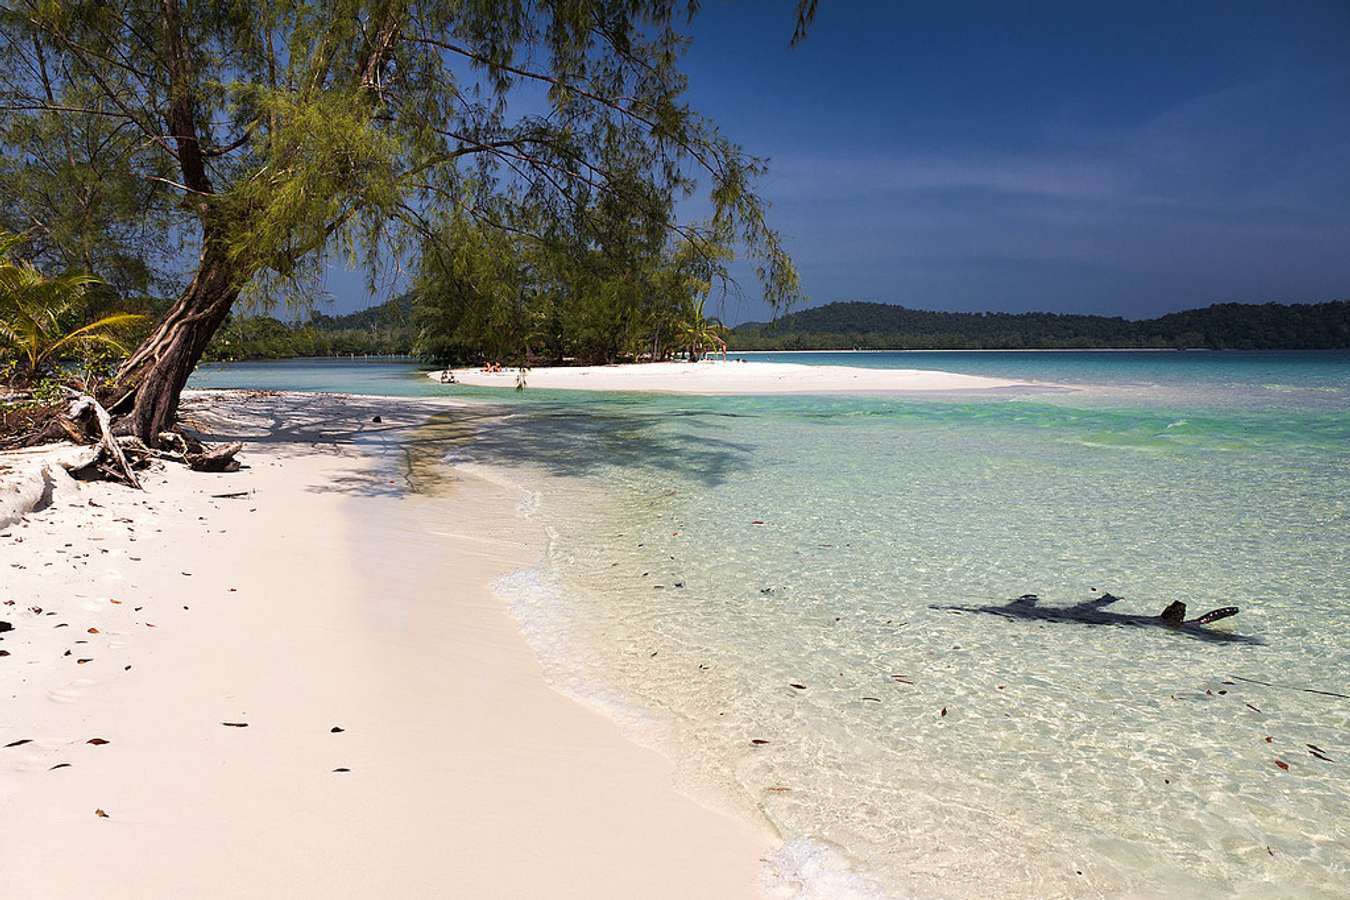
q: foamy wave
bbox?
[499,569,900,899]
[763,837,896,899]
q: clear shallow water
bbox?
[193,353,1350,898]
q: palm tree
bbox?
[675,297,727,362]
[0,232,143,386]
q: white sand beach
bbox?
[433,359,1027,393]
[0,392,773,898]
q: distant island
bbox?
[204,297,1350,361]
[728,300,1350,351]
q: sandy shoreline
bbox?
[433,359,1028,393]
[0,391,773,898]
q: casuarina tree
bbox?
[1,1,819,440]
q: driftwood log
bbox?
[2,388,244,486]
[65,391,142,489]
[185,442,243,472]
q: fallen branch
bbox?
[185,442,243,473]
[65,390,141,490]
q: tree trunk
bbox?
[114,241,242,441]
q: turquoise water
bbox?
[192,353,1350,898]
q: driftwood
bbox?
[5,388,243,484]
[65,390,142,489]
[932,593,1259,645]
[185,442,242,472]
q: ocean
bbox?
[192,351,1350,898]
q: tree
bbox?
[675,296,725,362]
[0,232,144,386]
[1,1,810,440]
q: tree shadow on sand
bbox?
[452,406,757,488]
[180,393,757,497]
[931,593,1264,645]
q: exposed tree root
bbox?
[1,386,243,486]
[66,391,141,489]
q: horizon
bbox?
[321,0,1350,327]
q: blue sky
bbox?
[324,0,1350,324]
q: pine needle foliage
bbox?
[1,1,802,314]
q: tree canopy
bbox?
[1,0,805,437]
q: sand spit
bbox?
[432,359,1027,394]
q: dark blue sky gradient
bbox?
[324,1,1350,324]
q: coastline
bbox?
[431,359,1030,393]
[0,391,774,898]
[728,347,1209,353]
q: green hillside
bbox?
[729,300,1350,350]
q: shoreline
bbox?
[728,346,1211,353]
[0,391,775,898]
[431,359,1033,394]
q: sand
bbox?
[0,391,773,898]
[431,359,1027,393]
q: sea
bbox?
[191,350,1350,898]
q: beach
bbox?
[0,391,774,898]
[432,359,1028,393]
[6,351,1349,899]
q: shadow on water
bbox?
[932,593,1264,645]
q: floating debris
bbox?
[94,809,109,818]
[86,738,109,746]
[221,722,249,728]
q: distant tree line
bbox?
[203,296,416,362]
[729,300,1350,351]
[201,297,1350,362]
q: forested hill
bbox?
[309,293,414,332]
[204,295,415,361]
[728,300,1350,350]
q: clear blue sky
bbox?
[324,0,1350,324]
